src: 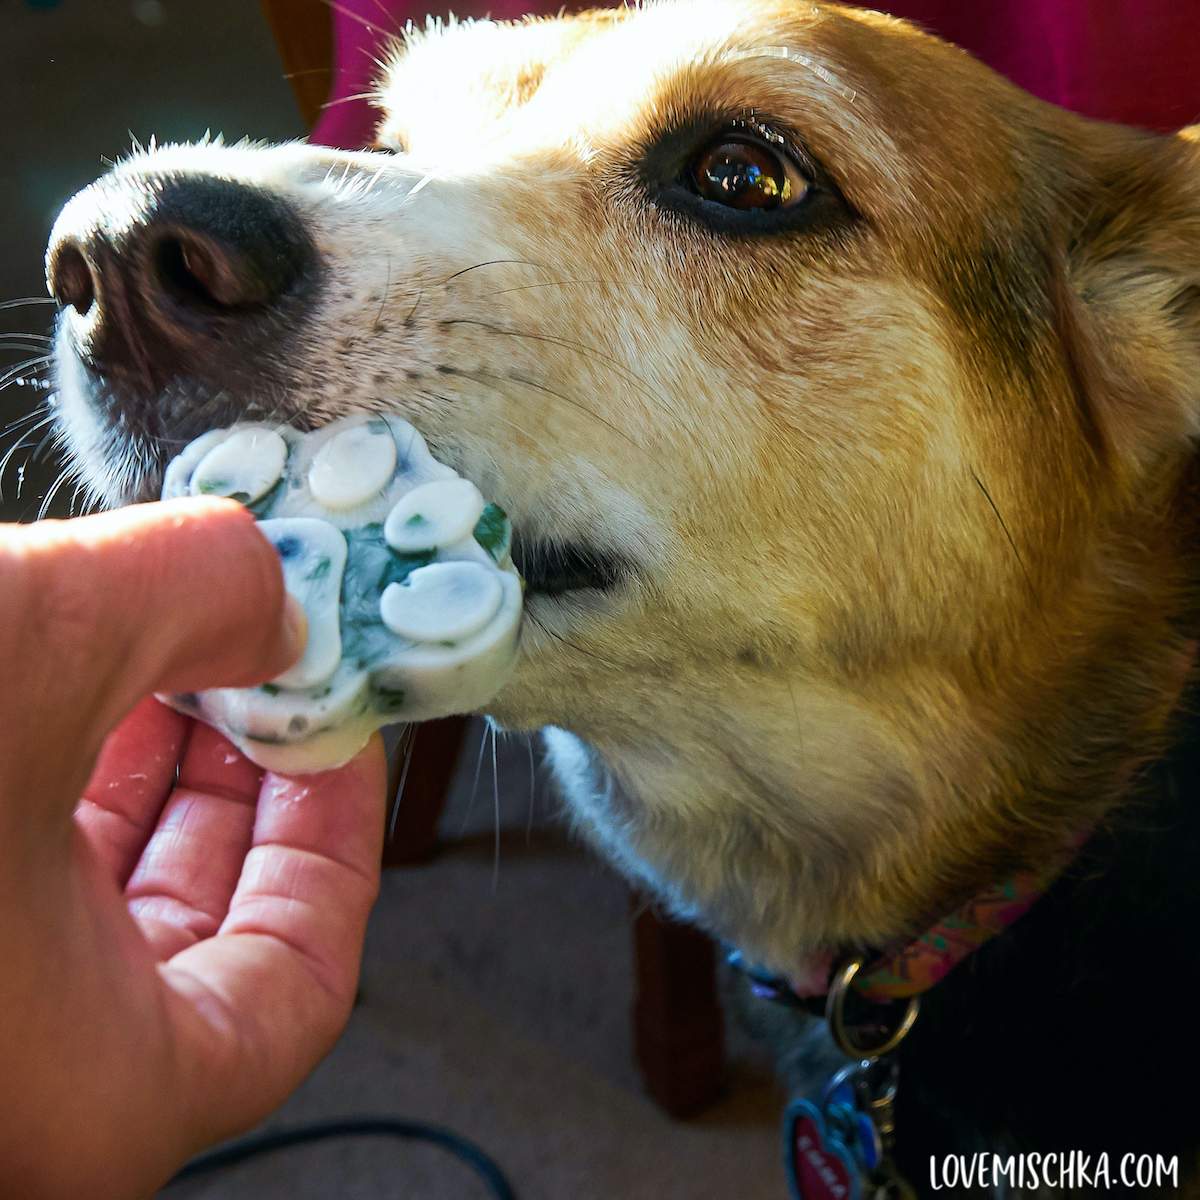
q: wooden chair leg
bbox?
[259,0,334,128]
[631,897,727,1117]
[382,715,471,867]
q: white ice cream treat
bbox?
[159,414,524,772]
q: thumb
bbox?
[4,497,306,747]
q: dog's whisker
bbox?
[418,388,549,453]
[30,418,66,468]
[364,0,405,36]
[403,288,423,326]
[67,476,93,518]
[0,348,54,367]
[0,415,55,502]
[0,434,47,501]
[388,724,418,842]
[458,717,492,837]
[457,366,653,457]
[400,171,434,208]
[37,461,76,521]
[257,394,296,434]
[438,318,687,431]
[373,255,393,332]
[0,356,54,393]
[0,343,54,363]
[525,734,536,845]
[364,158,393,198]
[524,607,618,667]
[314,0,395,42]
[479,278,657,299]
[2,377,56,397]
[969,466,1038,599]
[0,297,57,311]
[0,403,48,440]
[787,677,807,774]
[17,412,56,450]
[319,90,380,113]
[281,67,342,81]
[442,259,546,285]
[490,720,501,891]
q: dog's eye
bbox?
[639,116,852,237]
[688,138,808,211]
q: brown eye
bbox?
[689,138,807,210]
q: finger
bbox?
[159,735,387,1144]
[75,697,190,885]
[125,724,263,960]
[4,498,306,756]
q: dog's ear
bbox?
[1063,126,1200,479]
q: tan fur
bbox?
[55,1,1200,975]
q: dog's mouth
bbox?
[509,534,629,597]
[57,348,630,601]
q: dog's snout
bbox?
[49,243,96,317]
[47,172,317,388]
[152,229,277,310]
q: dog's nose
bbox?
[47,173,316,387]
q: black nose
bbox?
[47,172,316,389]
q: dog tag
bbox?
[823,1079,883,1174]
[787,1058,916,1200]
[784,1097,863,1200]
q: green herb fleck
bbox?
[373,685,407,711]
[473,503,509,562]
[248,477,285,516]
[378,548,434,590]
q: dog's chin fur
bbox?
[53,0,1200,988]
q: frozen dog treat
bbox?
[160,414,523,772]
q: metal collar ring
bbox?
[826,956,921,1060]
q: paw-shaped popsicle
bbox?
[159,414,524,772]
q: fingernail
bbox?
[282,594,308,666]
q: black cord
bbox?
[164,1115,518,1199]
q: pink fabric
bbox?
[311,1,531,149]
[884,0,1200,132]
[310,0,1200,150]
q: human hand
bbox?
[0,499,388,1199]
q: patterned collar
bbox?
[730,828,1088,1012]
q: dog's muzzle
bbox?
[46,169,320,488]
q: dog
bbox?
[44,2,1200,1192]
